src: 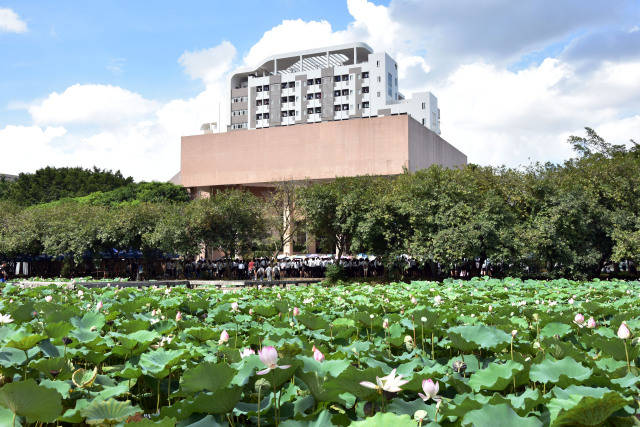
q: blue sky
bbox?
[1,0,387,126]
[1,0,639,180]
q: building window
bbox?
[362,71,369,78]
[288,95,295,102]
[421,102,426,110]
[334,105,341,111]
[334,90,340,97]
[282,111,288,117]
[307,93,314,100]
[422,118,426,126]
[334,76,341,82]
[256,100,262,106]
[256,114,262,120]
[307,79,313,86]
[264,99,269,105]
[341,89,349,96]
[256,86,262,92]
[315,107,321,114]
[342,104,349,111]
[289,110,295,117]
[264,85,270,91]
[264,113,269,119]
[281,97,287,103]
[376,60,380,67]
[363,101,369,108]
[362,86,369,93]
[314,93,321,99]
[281,83,287,89]
[307,107,314,114]
[315,78,321,85]
[394,78,398,87]
[377,76,381,83]
[288,81,295,88]
[377,92,381,97]
[342,74,348,81]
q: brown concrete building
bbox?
[179,114,466,196]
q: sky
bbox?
[1,0,639,181]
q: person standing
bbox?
[0,263,7,282]
[266,263,273,281]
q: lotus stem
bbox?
[431,332,434,360]
[624,339,631,373]
[167,370,171,406]
[156,379,160,414]
[257,385,261,427]
[420,323,425,354]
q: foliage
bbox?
[0,278,638,425]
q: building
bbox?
[0,174,17,182]
[229,42,440,134]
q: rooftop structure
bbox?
[229,42,440,134]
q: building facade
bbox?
[229,42,441,134]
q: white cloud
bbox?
[178,41,236,86]
[0,8,27,33]
[5,1,640,181]
[29,84,159,127]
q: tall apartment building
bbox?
[229,42,441,134]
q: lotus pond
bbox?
[0,278,638,426]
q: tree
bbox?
[263,181,303,258]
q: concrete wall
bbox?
[180,115,466,188]
[407,115,466,171]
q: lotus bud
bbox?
[414,410,428,422]
[568,298,574,304]
[45,295,52,302]
[255,378,270,392]
[382,318,389,329]
[511,330,517,337]
[313,349,325,362]
[293,307,300,316]
[369,314,375,319]
[618,322,631,339]
[96,301,103,311]
[219,329,230,344]
[574,313,585,325]
[488,305,492,312]
[249,308,254,315]
[411,296,417,305]
[77,290,83,297]
[231,302,239,311]
[587,317,596,329]
[175,311,182,321]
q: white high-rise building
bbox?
[229,42,441,134]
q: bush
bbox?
[324,263,347,283]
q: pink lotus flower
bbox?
[382,319,389,329]
[618,322,631,339]
[240,348,255,358]
[418,379,439,402]
[77,290,83,297]
[293,307,300,316]
[313,349,325,362]
[231,302,239,311]
[568,298,575,304]
[219,330,229,345]
[44,295,52,302]
[96,301,103,311]
[411,296,417,305]
[175,311,182,321]
[360,368,409,393]
[434,295,442,305]
[587,317,596,329]
[511,330,517,337]
[257,346,291,375]
[249,308,254,315]
[574,313,585,326]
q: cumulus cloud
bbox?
[178,41,237,86]
[29,84,159,127]
[0,8,27,33]
[3,1,640,181]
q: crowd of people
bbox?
[160,254,384,280]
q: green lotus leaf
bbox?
[0,406,20,427]
[324,366,386,400]
[540,322,572,338]
[296,313,330,330]
[184,327,217,342]
[461,403,542,427]
[280,409,336,426]
[39,379,71,399]
[5,330,46,351]
[181,362,236,393]
[127,416,177,426]
[529,356,592,386]
[0,379,63,423]
[547,387,631,426]
[44,321,73,340]
[297,355,350,378]
[191,386,243,414]
[448,325,511,351]
[469,360,524,392]
[29,356,73,379]
[81,398,141,425]
[0,347,27,368]
[350,412,415,426]
[139,348,187,378]
[71,312,106,331]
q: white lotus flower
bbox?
[360,368,409,393]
